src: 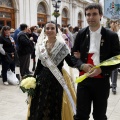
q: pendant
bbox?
[101,39,104,46]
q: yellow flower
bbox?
[20,77,36,89]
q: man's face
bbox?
[85,8,102,28]
[110,22,115,29]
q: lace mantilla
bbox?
[38,40,70,67]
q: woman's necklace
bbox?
[46,40,56,55]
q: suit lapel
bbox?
[84,28,90,52]
[100,27,107,60]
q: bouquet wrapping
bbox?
[76,55,120,83]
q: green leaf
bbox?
[20,86,26,93]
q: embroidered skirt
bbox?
[28,67,63,120]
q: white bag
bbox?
[7,70,19,85]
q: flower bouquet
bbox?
[20,76,36,97]
[75,54,120,83]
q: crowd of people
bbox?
[0,24,43,83]
[0,2,120,120]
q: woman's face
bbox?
[4,30,10,36]
[45,23,56,38]
[33,27,37,33]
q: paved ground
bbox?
[0,63,120,120]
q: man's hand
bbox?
[82,64,94,73]
[30,37,33,40]
[88,67,102,77]
[74,51,80,58]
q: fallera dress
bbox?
[27,40,77,120]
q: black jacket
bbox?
[73,26,120,77]
[0,36,15,53]
[17,31,34,56]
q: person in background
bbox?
[13,26,21,67]
[57,24,61,30]
[73,3,120,120]
[117,24,120,73]
[68,25,74,34]
[60,27,70,48]
[17,24,34,78]
[13,26,21,50]
[109,20,119,94]
[10,28,15,38]
[0,25,3,65]
[68,26,74,49]
[0,25,2,35]
[0,26,15,85]
[30,26,38,71]
[37,28,42,37]
[118,24,120,41]
[63,28,72,50]
[73,26,79,44]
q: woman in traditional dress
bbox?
[27,21,80,120]
[29,26,38,71]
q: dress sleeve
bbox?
[34,59,44,77]
[65,54,81,69]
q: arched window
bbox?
[0,0,13,7]
[62,9,67,18]
[0,0,15,28]
[62,8,68,27]
[37,3,46,14]
[37,2,47,28]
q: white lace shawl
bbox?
[36,39,70,67]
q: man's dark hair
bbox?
[60,27,64,32]
[74,26,79,33]
[1,26,10,36]
[20,23,28,31]
[110,20,117,24]
[57,24,60,29]
[85,3,103,16]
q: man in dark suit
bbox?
[17,24,33,78]
[73,3,120,120]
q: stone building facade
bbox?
[0,0,106,29]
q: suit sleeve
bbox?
[72,31,84,68]
[101,32,120,75]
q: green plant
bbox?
[52,11,60,17]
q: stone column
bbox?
[69,2,73,25]
[29,0,37,26]
[72,1,77,27]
